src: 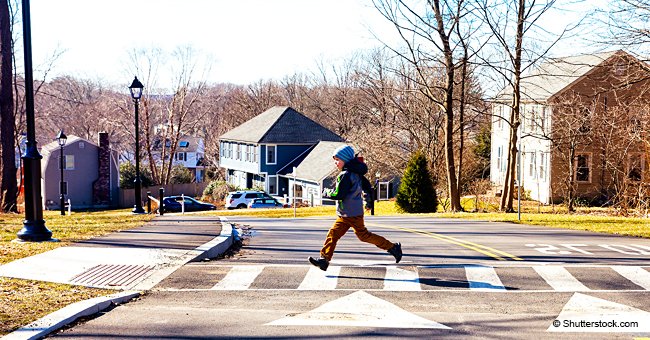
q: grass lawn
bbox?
[1,200,648,335]
[0,209,154,335]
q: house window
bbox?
[179,141,189,148]
[615,63,626,76]
[220,142,224,158]
[528,152,536,178]
[176,152,187,161]
[539,152,547,180]
[64,155,75,170]
[628,153,644,181]
[496,105,504,130]
[235,144,241,160]
[268,175,278,195]
[540,107,548,133]
[266,145,277,165]
[575,154,591,183]
[294,183,303,199]
[528,107,537,132]
[497,146,503,171]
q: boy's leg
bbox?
[348,216,394,250]
[320,217,351,261]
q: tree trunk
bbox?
[0,0,17,213]
[499,0,525,213]
[567,146,575,212]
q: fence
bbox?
[119,182,209,209]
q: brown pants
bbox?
[320,216,394,261]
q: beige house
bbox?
[491,50,650,204]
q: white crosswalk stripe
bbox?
[211,265,264,290]
[611,266,650,290]
[298,266,341,290]
[533,266,590,292]
[383,267,420,291]
[465,266,506,291]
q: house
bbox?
[151,135,206,182]
[41,132,120,210]
[491,50,650,204]
[219,106,346,203]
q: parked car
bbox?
[248,197,287,209]
[225,190,273,209]
[163,196,216,212]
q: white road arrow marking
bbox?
[548,293,650,332]
[267,290,451,329]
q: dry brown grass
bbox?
[0,209,153,335]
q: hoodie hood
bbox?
[344,157,368,176]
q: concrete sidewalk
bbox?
[0,214,236,340]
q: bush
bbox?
[203,180,236,202]
[119,162,155,188]
[169,164,194,184]
[395,150,437,213]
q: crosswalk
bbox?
[157,264,650,292]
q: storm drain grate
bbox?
[70,264,156,287]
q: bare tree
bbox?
[372,0,481,211]
[127,45,213,185]
[0,0,16,212]
[476,0,572,212]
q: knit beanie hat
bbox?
[332,145,355,163]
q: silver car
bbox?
[225,190,273,209]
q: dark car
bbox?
[248,197,287,209]
[163,196,216,212]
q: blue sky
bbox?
[29,0,393,88]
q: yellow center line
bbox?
[368,223,523,261]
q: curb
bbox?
[191,217,237,262]
[2,291,140,340]
[2,217,237,340]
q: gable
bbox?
[496,50,622,102]
[220,106,344,144]
[290,141,347,182]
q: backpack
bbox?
[356,156,375,209]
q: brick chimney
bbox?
[93,132,110,205]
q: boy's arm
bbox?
[323,172,352,200]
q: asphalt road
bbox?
[53,215,650,339]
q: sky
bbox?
[28,0,395,89]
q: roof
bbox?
[219,106,344,144]
[152,135,203,153]
[287,141,348,182]
[497,50,624,102]
[40,135,90,156]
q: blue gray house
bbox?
[219,106,346,204]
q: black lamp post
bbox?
[56,130,67,216]
[16,0,53,241]
[129,77,145,214]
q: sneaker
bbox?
[388,243,402,263]
[308,256,329,271]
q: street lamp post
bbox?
[16,0,53,241]
[129,77,145,214]
[56,130,67,216]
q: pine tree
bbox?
[396,150,437,213]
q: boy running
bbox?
[308,145,402,271]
